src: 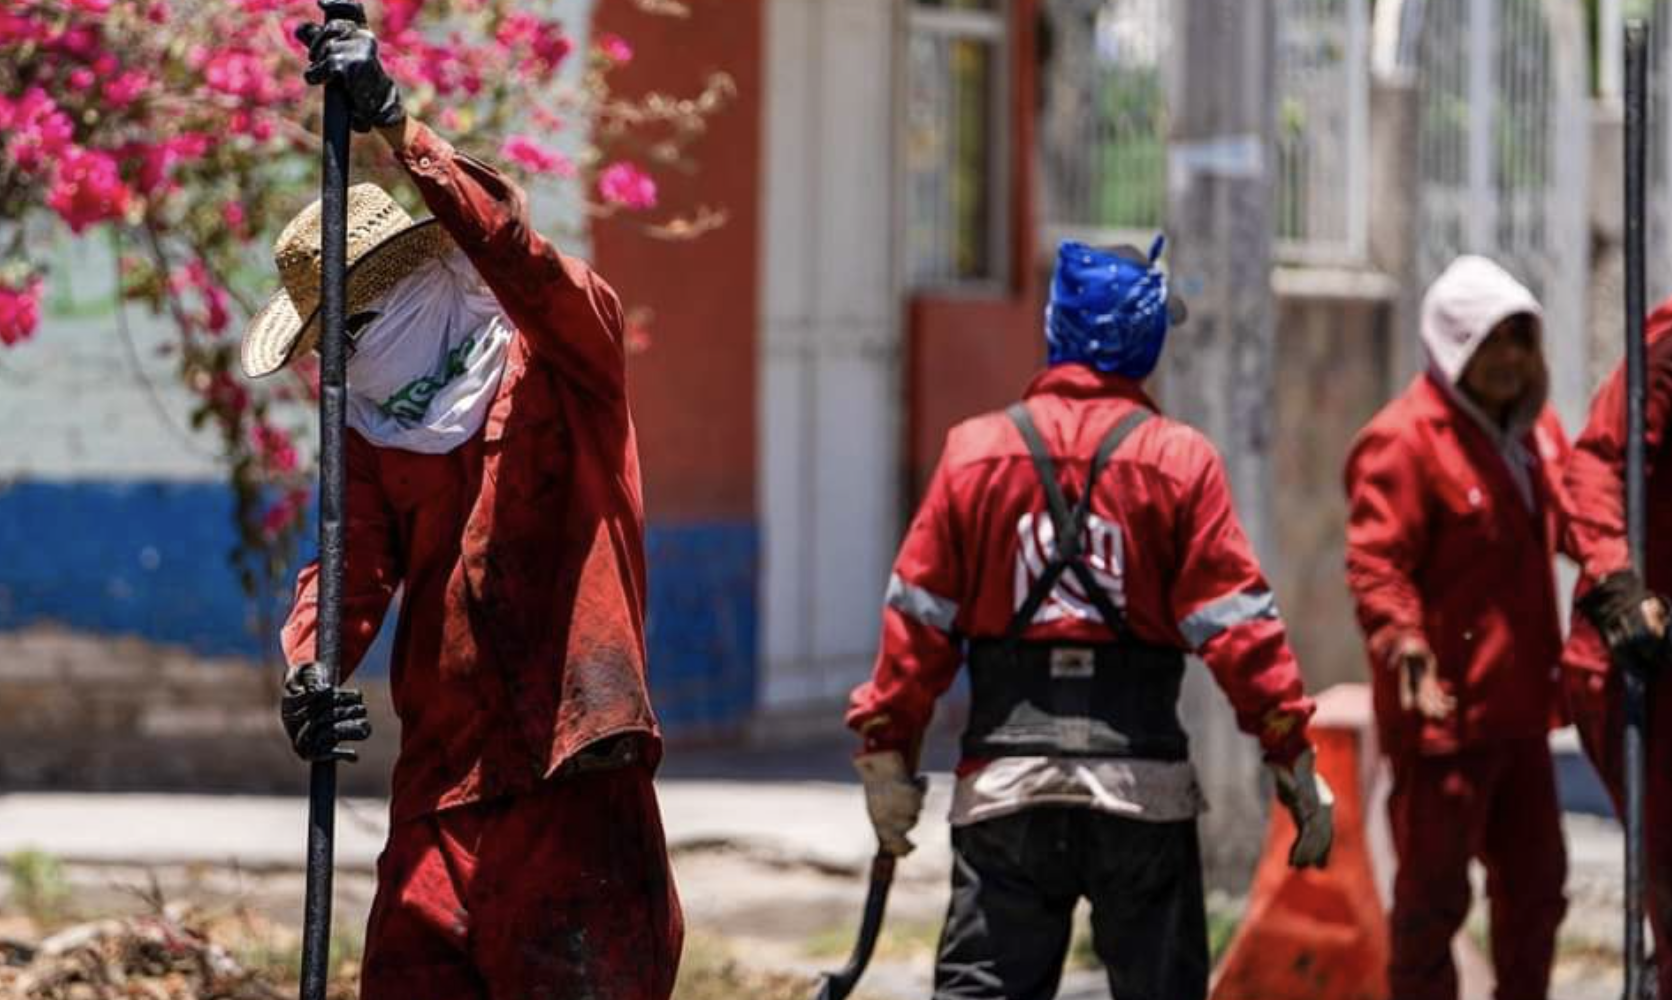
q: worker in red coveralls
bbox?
[1345,255,1572,1000]
[1562,295,1672,997]
[245,14,681,1000]
[846,239,1334,1000]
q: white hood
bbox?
[1419,255,1548,433]
[1418,255,1550,510]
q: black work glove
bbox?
[280,662,371,763]
[295,2,405,134]
[1579,570,1670,672]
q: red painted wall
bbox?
[906,0,1044,498]
[590,0,762,523]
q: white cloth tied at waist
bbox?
[949,755,1207,827]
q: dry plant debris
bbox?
[0,906,352,1000]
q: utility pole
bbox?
[1164,0,1280,884]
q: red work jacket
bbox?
[1563,302,1672,676]
[1344,374,1572,756]
[282,122,659,823]
[846,365,1316,767]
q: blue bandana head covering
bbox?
[1045,235,1174,379]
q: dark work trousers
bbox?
[1386,740,1567,1000]
[1568,667,1672,1000]
[933,806,1207,1000]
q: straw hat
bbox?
[241,183,455,378]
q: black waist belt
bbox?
[963,638,1189,760]
[961,402,1186,760]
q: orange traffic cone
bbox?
[1210,685,1390,1000]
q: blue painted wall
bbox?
[0,480,758,736]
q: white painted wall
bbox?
[758,0,904,710]
[0,235,222,483]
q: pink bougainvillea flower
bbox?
[203,48,280,103]
[252,422,299,475]
[202,284,231,334]
[0,12,51,47]
[0,278,43,349]
[598,162,658,210]
[261,485,310,539]
[531,26,573,74]
[530,106,567,133]
[496,12,571,78]
[102,70,152,109]
[48,147,133,233]
[221,201,247,233]
[51,25,101,60]
[67,67,96,92]
[125,132,212,196]
[175,260,213,296]
[380,0,422,37]
[205,370,249,416]
[598,33,633,65]
[237,0,305,16]
[500,135,576,177]
[1,88,75,174]
[66,0,113,13]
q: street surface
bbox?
[0,743,1633,999]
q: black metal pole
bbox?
[299,23,352,1000]
[1624,20,1651,1000]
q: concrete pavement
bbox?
[0,775,957,875]
[0,772,1634,1000]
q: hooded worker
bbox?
[259,12,681,999]
[1562,294,1672,996]
[846,238,1332,1000]
[1344,255,1573,1000]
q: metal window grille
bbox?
[1274,0,1370,263]
[1037,0,1169,245]
[1388,0,1590,423]
[903,1,1011,290]
[1630,2,1672,305]
[1037,0,1369,262]
[1408,0,1577,300]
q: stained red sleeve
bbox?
[397,121,627,399]
[846,448,968,753]
[1344,424,1431,668]
[280,434,403,681]
[1171,443,1314,765]
[1564,341,1672,583]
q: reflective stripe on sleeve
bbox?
[1178,589,1279,650]
[886,573,960,633]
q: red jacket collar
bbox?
[1023,364,1160,409]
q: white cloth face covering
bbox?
[345,249,513,455]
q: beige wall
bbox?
[0,627,396,796]
[1270,287,1397,693]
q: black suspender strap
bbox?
[1005,403,1151,641]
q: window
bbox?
[1037,0,1169,241]
[903,0,1010,290]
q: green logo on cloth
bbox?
[378,334,477,425]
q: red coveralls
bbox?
[1345,375,1572,1000]
[845,365,1314,764]
[847,365,1315,1000]
[281,122,681,1000]
[1561,301,1672,997]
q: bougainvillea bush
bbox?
[0,0,731,599]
